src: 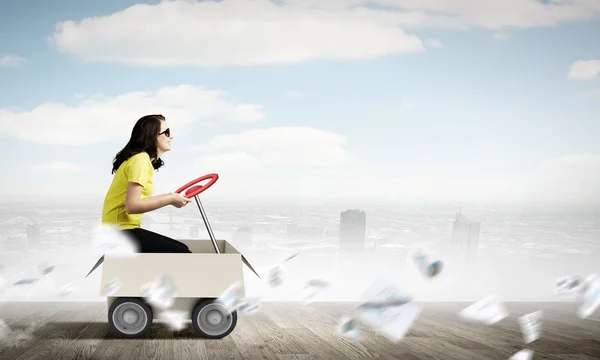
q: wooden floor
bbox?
[0,302,598,360]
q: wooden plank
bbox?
[13,304,105,360]
[0,302,597,360]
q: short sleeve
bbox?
[126,154,152,187]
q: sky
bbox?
[1,0,600,207]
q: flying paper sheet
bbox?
[458,296,508,325]
[356,302,422,342]
[161,311,187,331]
[410,251,444,279]
[57,283,76,297]
[91,224,139,257]
[508,349,533,360]
[102,278,123,297]
[555,276,583,296]
[237,298,261,315]
[360,278,413,307]
[337,316,363,341]
[140,275,177,310]
[217,281,245,312]
[0,319,10,340]
[518,310,542,344]
[302,278,332,304]
[578,277,600,319]
[353,278,421,341]
[267,264,287,288]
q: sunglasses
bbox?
[158,128,170,137]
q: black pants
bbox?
[122,227,192,253]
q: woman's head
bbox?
[111,114,174,174]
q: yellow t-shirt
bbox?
[102,152,155,229]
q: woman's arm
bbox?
[125,182,174,214]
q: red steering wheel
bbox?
[175,173,219,198]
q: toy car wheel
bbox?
[192,299,237,339]
[108,297,153,338]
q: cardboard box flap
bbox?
[85,255,105,278]
[242,254,261,279]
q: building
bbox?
[339,209,367,262]
[25,218,41,249]
[445,210,480,266]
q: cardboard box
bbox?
[86,239,260,335]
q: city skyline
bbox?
[443,210,481,265]
[1,199,598,302]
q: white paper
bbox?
[38,263,56,276]
[140,275,177,310]
[360,278,413,308]
[578,278,600,319]
[302,278,332,304]
[267,264,287,288]
[337,316,363,341]
[91,224,139,257]
[518,310,542,343]
[57,283,76,297]
[217,281,245,311]
[358,302,421,342]
[410,251,444,278]
[237,298,260,315]
[508,349,533,360]
[161,311,187,331]
[0,319,10,340]
[555,276,583,296]
[102,278,123,297]
[458,296,508,325]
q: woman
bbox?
[101,114,193,253]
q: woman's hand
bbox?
[170,193,192,208]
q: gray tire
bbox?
[108,297,153,338]
[191,299,237,339]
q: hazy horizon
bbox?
[1,198,598,303]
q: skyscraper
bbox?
[339,209,367,261]
[446,211,480,265]
[25,219,41,250]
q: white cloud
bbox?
[183,152,600,204]
[0,55,26,67]
[424,38,442,48]
[298,0,600,28]
[567,59,600,80]
[0,85,265,145]
[48,0,600,67]
[192,127,353,169]
[32,161,87,173]
[194,152,264,172]
[50,0,426,67]
[7,151,600,206]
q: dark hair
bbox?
[111,114,166,174]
